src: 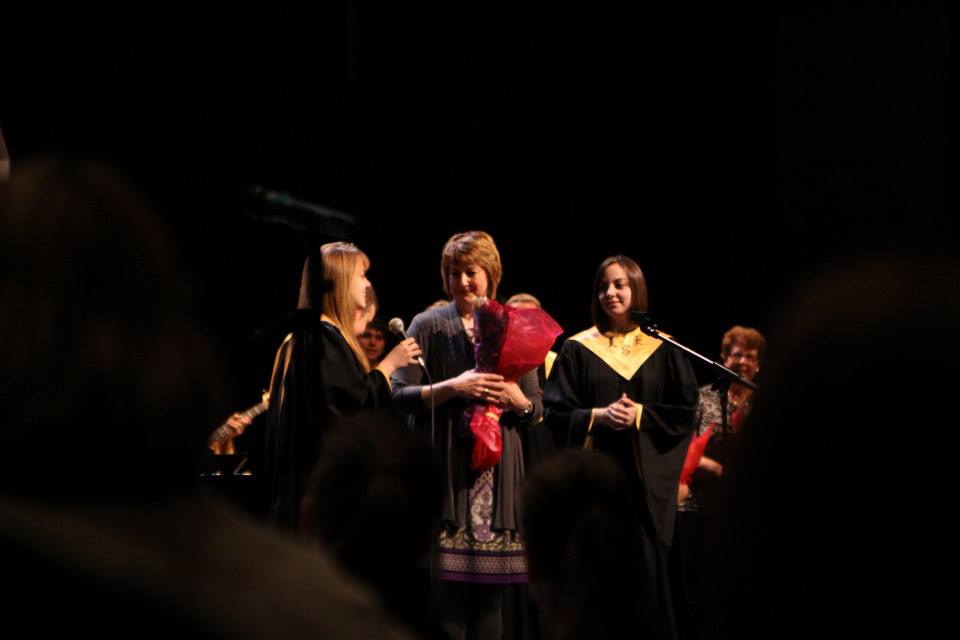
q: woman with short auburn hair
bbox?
[393,230,541,639]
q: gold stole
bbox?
[543,350,558,380]
[569,326,662,476]
[269,333,295,415]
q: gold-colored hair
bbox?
[506,292,542,308]
[298,242,371,371]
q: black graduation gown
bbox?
[544,327,699,638]
[543,327,699,544]
[264,318,392,527]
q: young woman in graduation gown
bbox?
[543,255,699,639]
[264,242,421,527]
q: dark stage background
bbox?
[5,2,951,418]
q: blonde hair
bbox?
[506,292,542,308]
[298,242,371,371]
[440,231,502,300]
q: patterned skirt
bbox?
[435,468,528,584]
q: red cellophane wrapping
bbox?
[680,425,714,486]
[467,299,563,470]
[679,405,745,486]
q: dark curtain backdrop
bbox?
[5,2,950,412]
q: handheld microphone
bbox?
[388,318,427,370]
[391,318,436,445]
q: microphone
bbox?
[630,310,660,337]
[244,186,356,237]
[388,318,427,370]
[391,318,436,444]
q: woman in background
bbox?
[673,325,764,640]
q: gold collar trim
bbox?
[569,326,661,381]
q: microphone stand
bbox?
[630,311,758,440]
[244,186,356,239]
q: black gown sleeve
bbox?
[543,340,595,448]
[633,345,699,545]
[264,322,390,528]
[317,323,391,418]
[636,344,700,440]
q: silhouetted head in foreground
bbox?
[521,449,661,639]
[0,158,221,500]
[709,253,959,639]
[301,415,443,635]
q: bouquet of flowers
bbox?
[466,298,562,470]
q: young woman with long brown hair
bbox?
[544,254,699,638]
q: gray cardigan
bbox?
[392,302,542,530]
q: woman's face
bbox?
[598,263,633,322]
[449,262,489,308]
[358,327,386,362]
[724,342,760,381]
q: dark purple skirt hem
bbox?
[436,571,529,585]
